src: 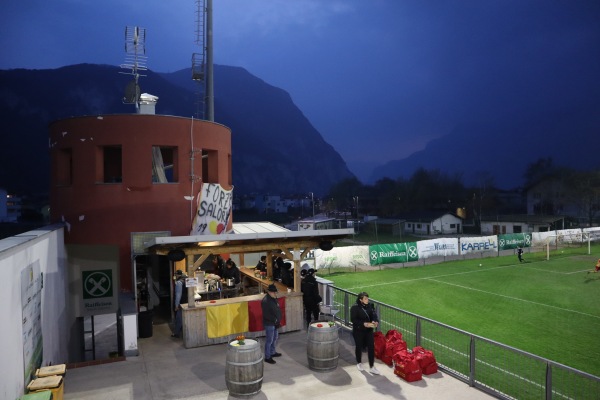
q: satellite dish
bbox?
[123,79,140,104]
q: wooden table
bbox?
[239,267,290,295]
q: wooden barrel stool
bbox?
[307,322,339,371]
[225,338,263,396]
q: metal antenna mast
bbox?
[120,26,148,111]
[192,0,214,121]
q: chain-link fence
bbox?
[326,286,600,400]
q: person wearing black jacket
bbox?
[222,258,241,284]
[281,262,294,287]
[172,270,188,338]
[222,259,241,298]
[255,256,268,272]
[350,292,381,374]
[209,255,225,277]
[272,255,284,281]
[301,269,322,326]
[261,284,282,364]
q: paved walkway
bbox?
[63,318,496,400]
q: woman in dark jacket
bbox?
[350,292,381,374]
[222,258,240,284]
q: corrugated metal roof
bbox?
[231,222,290,234]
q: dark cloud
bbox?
[1,0,598,178]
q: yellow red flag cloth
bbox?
[248,297,286,332]
[206,302,249,338]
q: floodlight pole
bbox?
[353,196,359,234]
[309,192,315,219]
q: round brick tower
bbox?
[49,114,232,291]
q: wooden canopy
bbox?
[144,223,354,299]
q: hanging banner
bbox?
[314,246,370,269]
[417,238,459,259]
[369,242,418,265]
[498,233,532,250]
[460,236,498,254]
[532,231,554,246]
[555,229,583,244]
[190,183,233,235]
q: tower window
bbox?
[98,145,122,183]
[152,146,178,183]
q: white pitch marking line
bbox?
[519,266,567,274]
[566,269,595,275]
[426,278,600,320]
[346,265,513,291]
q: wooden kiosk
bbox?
[144,224,353,348]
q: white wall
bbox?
[432,214,462,234]
[0,225,69,399]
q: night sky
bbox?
[2,0,599,180]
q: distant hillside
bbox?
[160,66,352,196]
[369,109,600,189]
[0,64,354,196]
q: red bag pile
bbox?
[378,329,407,366]
[412,346,438,375]
[392,349,422,382]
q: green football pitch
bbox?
[328,245,600,377]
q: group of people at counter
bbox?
[206,255,242,286]
[254,254,295,288]
[170,254,382,374]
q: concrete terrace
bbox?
[63,314,496,400]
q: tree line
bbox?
[325,158,600,226]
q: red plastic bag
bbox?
[412,346,438,375]
[382,339,407,366]
[374,331,387,359]
[392,350,422,382]
[385,329,403,343]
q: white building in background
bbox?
[402,212,463,236]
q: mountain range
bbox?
[1,63,598,199]
[0,64,353,197]
[369,109,600,188]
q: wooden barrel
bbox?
[225,339,263,396]
[307,322,339,371]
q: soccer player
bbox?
[517,247,524,263]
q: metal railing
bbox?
[328,285,600,400]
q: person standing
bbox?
[261,284,282,364]
[350,292,381,374]
[172,269,188,338]
[272,255,284,282]
[281,262,294,287]
[517,247,524,263]
[210,254,225,276]
[222,258,241,284]
[301,268,322,326]
[255,256,268,273]
[222,258,241,298]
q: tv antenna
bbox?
[120,26,148,110]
